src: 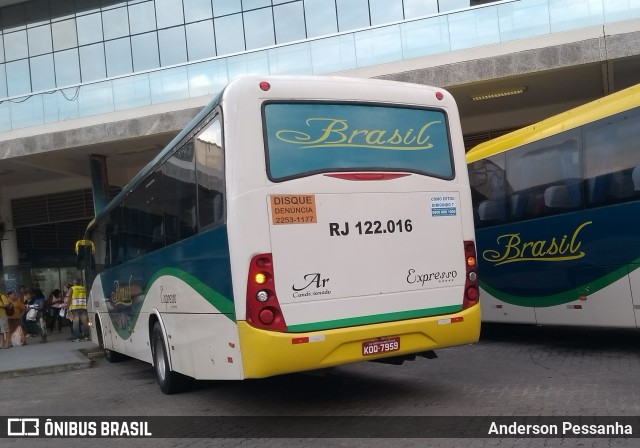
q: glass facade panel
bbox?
[11,96,44,129]
[105,37,133,77]
[268,42,311,74]
[549,0,604,32]
[149,65,188,103]
[243,0,271,10]
[370,0,403,25]
[213,0,241,17]
[188,59,227,97]
[43,89,79,123]
[439,0,471,12]
[304,0,338,38]
[401,16,450,59]
[214,14,245,55]
[354,26,403,67]
[336,0,370,32]
[448,7,500,51]
[0,0,636,134]
[158,26,187,66]
[226,51,270,80]
[112,73,151,110]
[498,0,550,42]
[132,32,160,71]
[52,19,78,51]
[186,20,216,61]
[102,7,130,40]
[4,30,28,61]
[76,12,104,46]
[129,1,157,35]
[184,0,213,22]
[309,34,356,74]
[604,0,640,23]
[6,59,31,96]
[244,8,275,50]
[274,2,306,44]
[54,49,81,86]
[78,81,115,118]
[403,0,439,19]
[30,54,56,92]
[79,43,107,82]
[0,64,7,97]
[27,25,53,57]
[155,0,185,29]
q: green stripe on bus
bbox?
[481,262,640,308]
[148,267,236,319]
[286,304,463,332]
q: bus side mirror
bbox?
[75,240,96,271]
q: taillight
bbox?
[246,253,287,331]
[463,240,479,309]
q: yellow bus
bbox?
[467,83,640,327]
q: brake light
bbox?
[463,241,479,309]
[246,253,287,331]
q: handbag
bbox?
[26,308,38,321]
[5,302,14,316]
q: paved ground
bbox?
[0,325,101,379]
[1,323,640,447]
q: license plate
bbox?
[362,336,400,356]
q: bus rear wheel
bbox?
[152,322,190,394]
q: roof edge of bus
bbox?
[88,87,229,230]
[465,82,640,164]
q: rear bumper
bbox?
[238,303,481,378]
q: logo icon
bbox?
[7,418,40,436]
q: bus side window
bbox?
[195,114,224,230]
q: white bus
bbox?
[77,75,480,394]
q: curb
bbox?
[80,347,105,362]
[0,359,92,380]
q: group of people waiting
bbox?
[0,279,90,348]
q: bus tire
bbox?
[152,322,190,394]
[104,347,126,363]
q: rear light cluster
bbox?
[463,241,480,309]
[246,253,287,331]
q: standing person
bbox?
[66,278,89,341]
[0,292,10,348]
[6,291,25,346]
[24,291,46,342]
[23,291,37,337]
[47,289,65,332]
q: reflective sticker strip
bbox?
[292,334,326,344]
[438,317,464,325]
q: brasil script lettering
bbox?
[482,221,592,266]
[275,117,441,150]
[111,275,135,307]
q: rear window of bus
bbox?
[263,102,454,182]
